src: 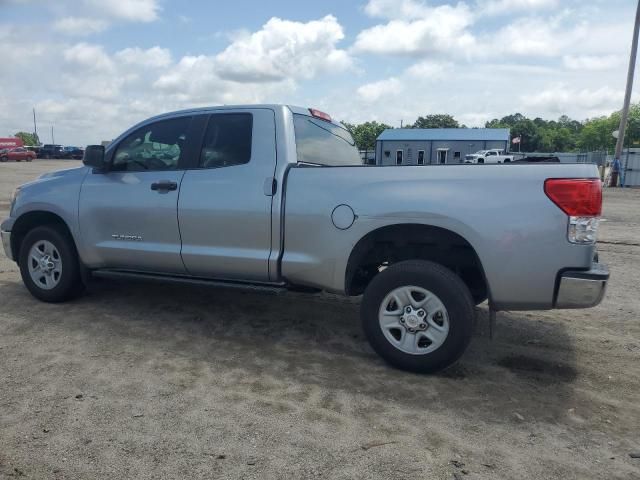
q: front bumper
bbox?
[1,230,13,261]
[554,263,609,309]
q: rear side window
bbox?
[199,113,253,169]
[293,114,362,166]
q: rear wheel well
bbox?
[11,212,74,264]
[345,224,489,303]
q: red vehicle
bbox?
[0,147,36,162]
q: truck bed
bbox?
[281,163,599,309]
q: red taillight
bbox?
[544,178,602,216]
[309,108,332,122]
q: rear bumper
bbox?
[554,263,609,309]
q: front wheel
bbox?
[361,260,474,373]
[19,226,84,302]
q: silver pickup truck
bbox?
[1,105,608,373]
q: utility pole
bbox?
[614,0,640,183]
[32,108,38,144]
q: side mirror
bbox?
[83,145,106,171]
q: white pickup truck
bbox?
[465,149,516,164]
[1,105,608,373]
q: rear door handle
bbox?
[150,180,178,191]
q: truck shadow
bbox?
[1,277,581,427]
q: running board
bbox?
[92,270,288,295]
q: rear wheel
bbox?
[19,226,84,302]
[0,156,7,162]
[361,260,474,373]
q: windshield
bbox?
[293,114,362,166]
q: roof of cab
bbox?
[143,104,344,128]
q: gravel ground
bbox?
[0,160,639,479]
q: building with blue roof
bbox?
[375,128,511,165]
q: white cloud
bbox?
[214,15,352,82]
[115,46,172,68]
[153,55,218,100]
[353,3,475,56]
[84,0,160,22]
[484,19,559,56]
[473,16,588,58]
[364,0,431,20]
[61,44,128,101]
[0,25,48,67]
[563,54,624,71]
[0,12,358,145]
[357,77,403,103]
[478,0,558,16]
[53,17,109,35]
[405,60,453,79]
[153,54,296,106]
[521,85,623,116]
[63,43,115,73]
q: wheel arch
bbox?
[11,211,77,265]
[344,223,491,303]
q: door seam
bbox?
[176,169,190,274]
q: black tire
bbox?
[361,260,474,374]
[19,225,84,303]
[477,158,484,164]
[0,156,7,162]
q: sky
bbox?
[0,0,637,145]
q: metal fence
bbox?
[606,149,640,187]
[517,152,606,164]
[362,149,608,166]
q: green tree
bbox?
[14,131,40,146]
[576,103,640,152]
[341,121,392,151]
[412,114,459,129]
[485,113,581,152]
[578,117,614,151]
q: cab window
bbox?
[112,116,192,172]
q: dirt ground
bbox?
[0,160,639,479]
